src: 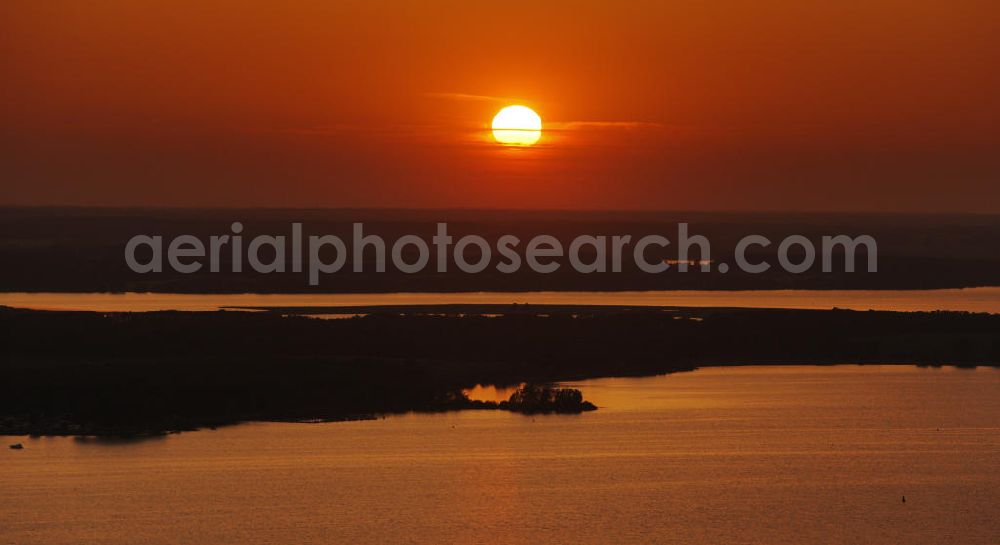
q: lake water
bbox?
[1,287,1000,313]
[2,365,998,544]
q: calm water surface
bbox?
[2,287,1000,313]
[2,366,998,544]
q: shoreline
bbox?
[1,363,991,439]
[3,305,998,437]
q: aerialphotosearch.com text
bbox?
[125,222,878,286]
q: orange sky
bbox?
[1,1,998,211]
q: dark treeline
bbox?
[1,305,998,435]
[3,207,1000,292]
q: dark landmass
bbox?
[1,304,997,436]
[2,207,999,292]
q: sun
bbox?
[491,105,542,146]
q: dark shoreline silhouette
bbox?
[1,304,997,437]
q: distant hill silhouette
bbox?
[1,207,999,292]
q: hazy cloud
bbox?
[546,121,666,131]
[425,92,521,103]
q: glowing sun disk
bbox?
[492,105,542,146]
